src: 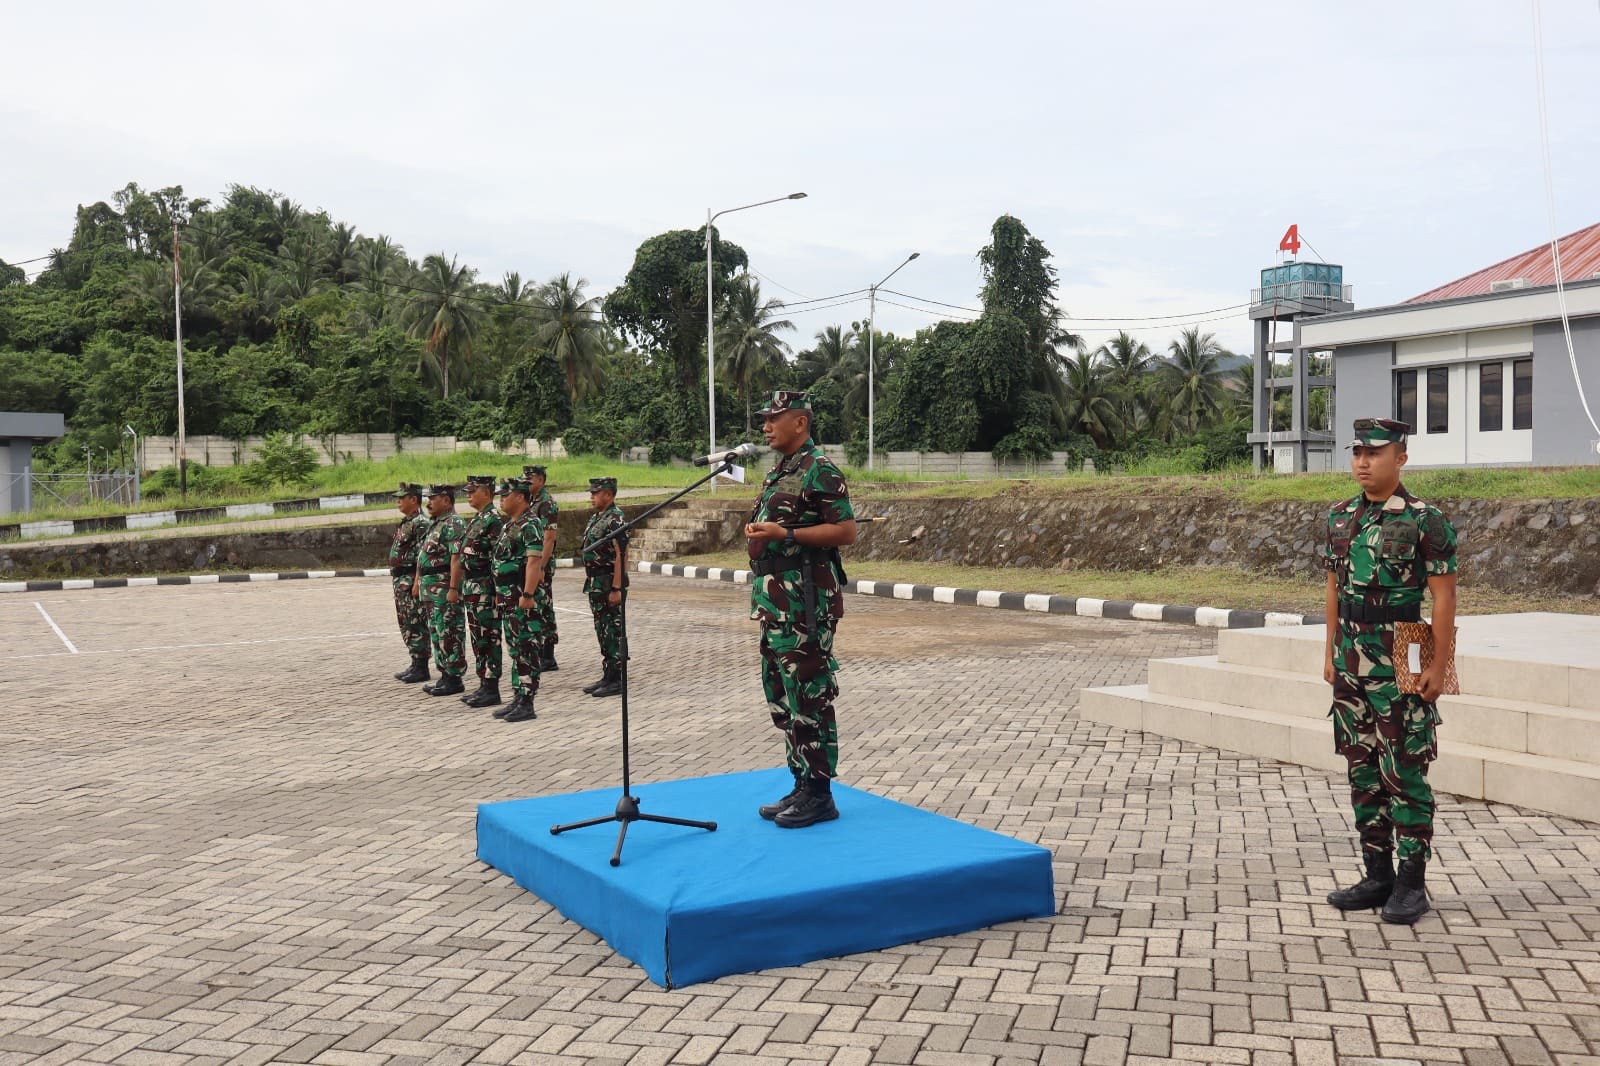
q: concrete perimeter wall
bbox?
[138,436,569,470]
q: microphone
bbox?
[692,442,761,467]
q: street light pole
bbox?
[867,252,919,471]
[171,216,187,500]
[705,192,807,482]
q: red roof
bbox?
[1407,221,1600,304]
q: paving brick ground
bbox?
[2,575,1598,1066]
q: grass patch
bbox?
[671,550,1600,617]
[10,453,702,525]
[866,466,1600,504]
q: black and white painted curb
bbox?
[636,560,1320,629]
[1,558,579,594]
[0,491,398,543]
[1,556,1320,630]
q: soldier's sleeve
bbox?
[804,460,855,524]
[1322,506,1338,573]
[1419,507,1458,577]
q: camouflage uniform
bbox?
[417,499,468,679]
[387,489,430,661]
[460,500,504,682]
[526,470,560,661]
[1326,483,1458,863]
[749,436,854,781]
[582,483,629,675]
[493,506,547,698]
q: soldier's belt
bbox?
[1337,600,1421,624]
[388,565,410,578]
[462,561,491,578]
[418,563,452,576]
[751,554,810,576]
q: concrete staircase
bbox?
[628,498,750,562]
[1080,613,1600,824]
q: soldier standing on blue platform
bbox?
[525,465,560,673]
[457,475,504,709]
[388,483,432,684]
[413,484,469,698]
[1324,417,1458,926]
[744,391,857,830]
[580,476,628,699]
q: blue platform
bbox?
[476,768,1056,988]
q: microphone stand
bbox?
[549,458,742,866]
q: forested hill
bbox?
[1,182,1254,475]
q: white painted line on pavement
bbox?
[33,602,79,654]
[7,629,389,661]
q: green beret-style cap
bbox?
[755,390,812,416]
[1348,417,1410,448]
[588,476,618,493]
[392,482,423,499]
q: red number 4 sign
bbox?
[1279,224,1300,255]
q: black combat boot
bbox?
[502,693,538,722]
[462,678,500,708]
[425,673,465,697]
[395,656,430,684]
[581,670,611,695]
[491,693,521,719]
[588,668,622,698]
[1327,851,1396,911]
[540,643,558,672]
[774,778,839,829]
[1382,856,1431,925]
[758,778,805,821]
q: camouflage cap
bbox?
[464,474,496,490]
[523,464,548,479]
[755,390,812,417]
[422,483,457,498]
[1348,417,1410,448]
[497,476,532,497]
[588,476,618,493]
[392,482,423,499]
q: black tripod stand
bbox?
[549,461,739,866]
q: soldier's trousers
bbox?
[1331,669,1440,861]
[538,565,558,652]
[393,579,429,659]
[498,600,543,697]
[760,620,840,780]
[462,584,500,681]
[421,586,466,679]
[587,587,626,672]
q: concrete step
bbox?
[1079,684,1600,824]
[1217,614,1600,711]
[1146,656,1600,765]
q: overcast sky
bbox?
[4,1,1597,356]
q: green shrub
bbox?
[991,426,1055,462]
[241,432,320,488]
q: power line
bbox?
[879,288,1250,324]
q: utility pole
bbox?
[172,216,187,499]
[867,252,920,470]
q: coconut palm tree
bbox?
[1060,348,1123,449]
[1161,327,1234,436]
[796,324,854,386]
[1097,330,1157,430]
[716,276,794,431]
[529,272,607,402]
[402,253,484,399]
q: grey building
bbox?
[1300,226,1600,468]
[0,411,67,515]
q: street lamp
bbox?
[867,252,919,470]
[705,192,807,477]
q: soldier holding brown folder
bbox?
[1323,417,1458,925]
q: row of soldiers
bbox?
[385,466,630,723]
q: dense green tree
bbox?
[605,227,748,396]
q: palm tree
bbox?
[1097,330,1157,430]
[796,324,854,386]
[402,254,485,399]
[1161,327,1234,436]
[716,276,794,430]
[529,272,606,402]
[326,222,359,285]
[1060,349,1123,449]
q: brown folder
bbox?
[1393,621,1460,696]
